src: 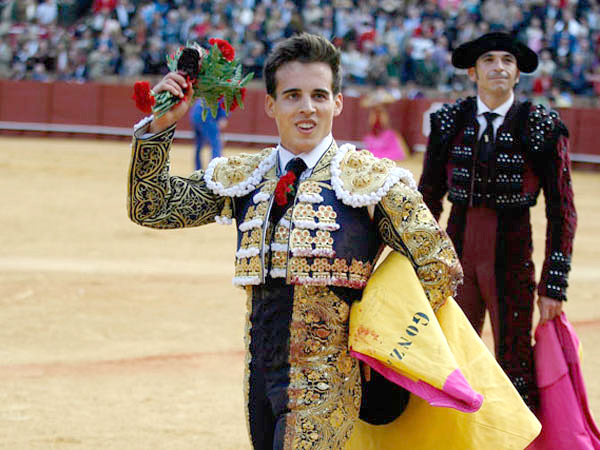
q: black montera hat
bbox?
[451,32,538,73]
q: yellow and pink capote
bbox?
[346,252,541,450]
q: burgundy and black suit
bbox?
[418,97,577,408]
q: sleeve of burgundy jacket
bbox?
[535,117,577,301]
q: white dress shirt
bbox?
[277,133,333,180]
[476,93,514,140]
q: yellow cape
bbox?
[346,252,541,450]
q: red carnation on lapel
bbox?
[209,38,235,61]
[275,172,297,206]
[132,81,156,114]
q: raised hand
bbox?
[148,72,194,134]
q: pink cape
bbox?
[363,129,407,161]
[528,313,600,449]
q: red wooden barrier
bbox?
[52,82,100,125]
[0,80,52,123]
[0,80,598,163]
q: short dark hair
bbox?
[263,33,342,97]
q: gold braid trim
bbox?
[205,148,277,197]
[377,182,463,311]
[127,124,225,228]
[338,148,397,196]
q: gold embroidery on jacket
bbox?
[338,149,397,195]
[128,127,225,228]
[211,149,274,189]
[243,287,253,444]
[377,182,462,310]
[283,286,361,449]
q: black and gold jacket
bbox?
[128,118,462,311]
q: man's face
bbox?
[468,51,520,99]
[265,61,343,155]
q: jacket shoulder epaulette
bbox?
[526,104,569,155]
[204,148,277,197]
[331,144,416,207]
[430,96,474,142]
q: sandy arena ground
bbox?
[1,136,599,449]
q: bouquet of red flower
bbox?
[132,38,253,120]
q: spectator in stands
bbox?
[410,27,435,62]
[557,8,585,39]
[120,44,144,78]
[575,36,594,68]
[537,48,557,78]
[32,62,50,81]
[0,33,13,79]
[93,0,117,14]
[115,0,135,29]
[70,48,89,81]
[526,16,545,53]
[414,48,440,88]
[569,52,593,95]
[432,35,453,89]
[341,41,369,85]
[36,0,58,26]
[54,41,71,79]
[366,51,390,87]
[241,40,266,80]
[162,9,182,44]
[153,0,170,16]
[532,67,554,98]
[88,43,115,80]
[1,0,600,104]
[141,37,166,75]
[381,16,408,51]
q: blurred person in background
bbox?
[142,37,166,75]
[0,33,13,79]
[162,9,182,45]
[87,43,115,80]
[92,0,117,14]
[35,0,58,26]
[240,40,266,80]
[569,51,593,95]
[119,44,144,78]
[414,47,441,89]
[189,99,228,170]
[360,83,408,161]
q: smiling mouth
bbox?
[296,122,316,132]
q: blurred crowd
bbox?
[2,0,600,106]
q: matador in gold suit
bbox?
[127,34,462,450]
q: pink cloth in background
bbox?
[527,313,600,449]
[363,129,407,161]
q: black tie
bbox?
[285,157,307,180]
[270,157,307,226]
[479,112,499,163]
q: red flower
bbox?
[132,81,156,114]
[230,87,246,112]
[209,38,235,61]
[274,171,297,206]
